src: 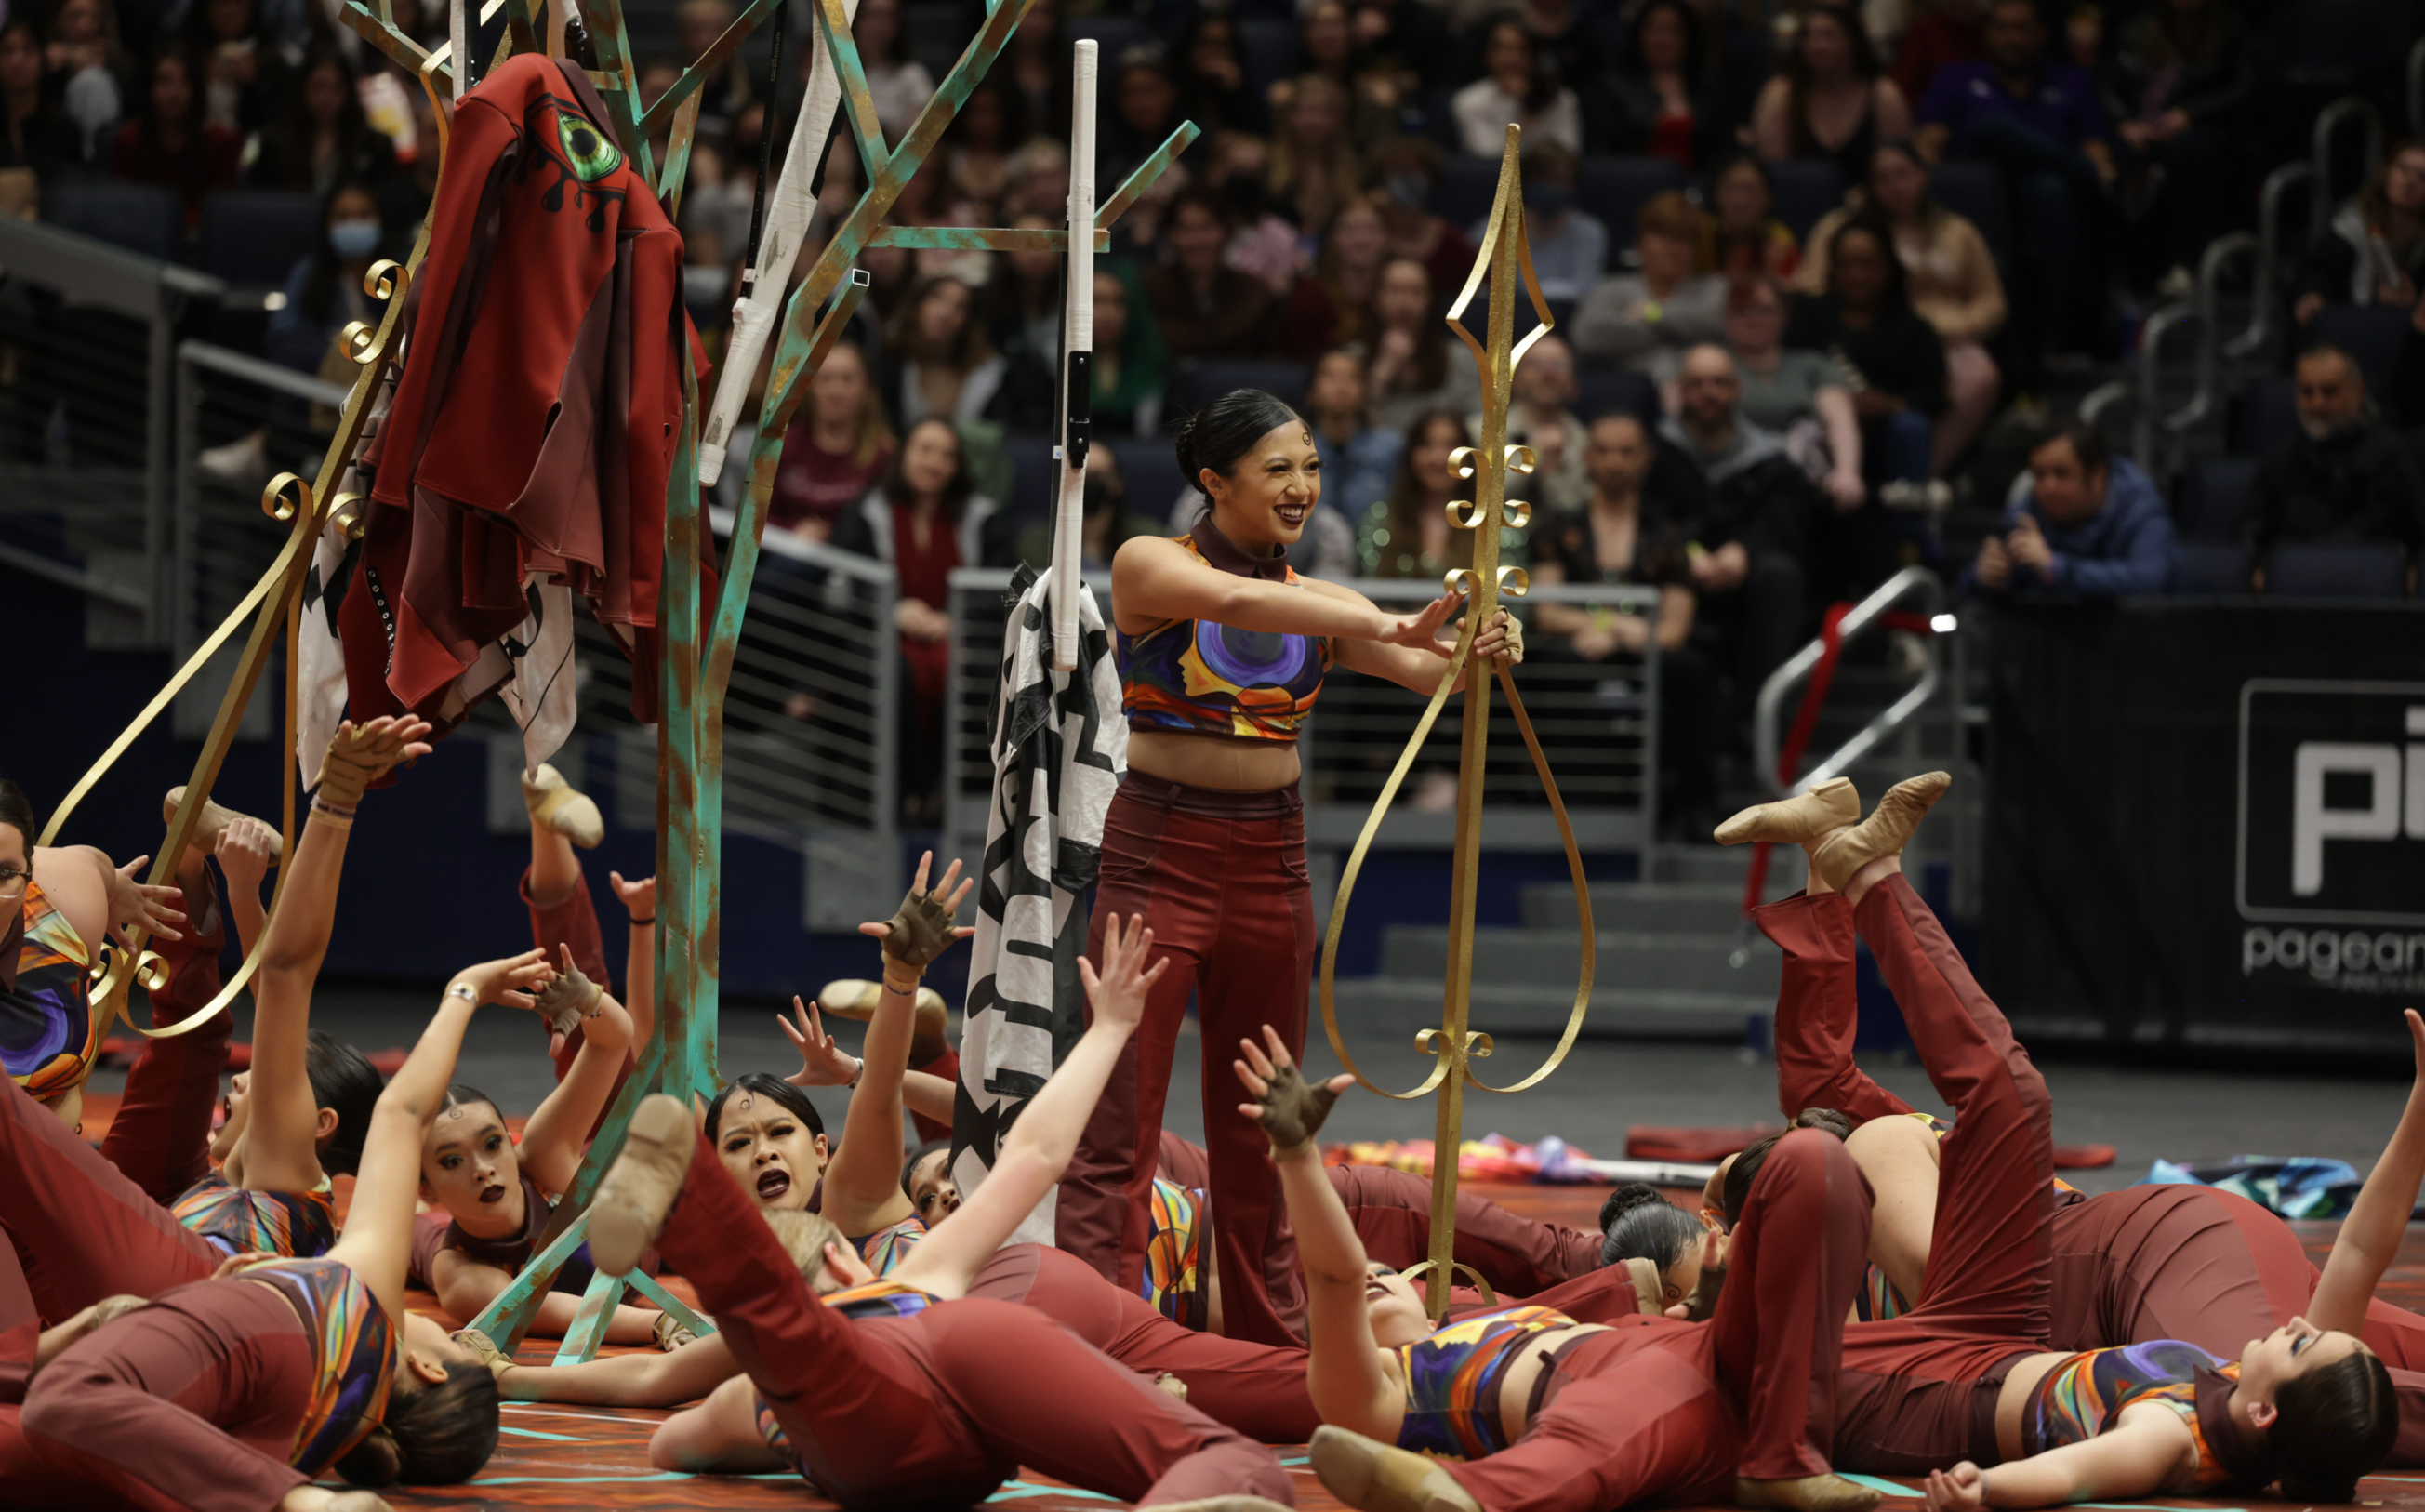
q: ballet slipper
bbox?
[1620,1256,1665,1315]
[1713,776,1861,847]
[1807,772,1952,893]
[448,1327,511,1381]
[651,1311,699,1352]
[522,763,604,849]
[816,978,950,1064]
[164,786,283,861]
[1736,1475,1883,1512]
[1152,1372,1188,1400]
[323,1493,397,1512]
[1311,1425,1484,1512]
[588,1094,694,1277]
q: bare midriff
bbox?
[1992,1350,2077,1461]
[1128,728,1304,792]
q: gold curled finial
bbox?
[1500,497,1532,531]
[261,471,311,523]
[362,258,407,302]
[1504,444,1535,475]
[1496,564,1530,598]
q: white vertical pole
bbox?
[449,0,468,98]
[1050,39,1098,672]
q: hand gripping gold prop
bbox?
[1316,125,1597,1320]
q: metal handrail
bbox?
[2134,300,2200,473]
[2239,162,2315,360]
[2079,380,2132,431]
[1753,565,1944,799]
[2178,232,2258,427]
[2311,98,2384,244]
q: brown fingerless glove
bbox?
[880,882,960,990]
[1253,1059,1341,1158]
[530,959,602,1040]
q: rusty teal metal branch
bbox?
[638,0,785,135]
[868,224,1112,251]
[340,0,446,87]
[659,90,703,211]
[570,0,656,183]
[815,0,893,194]
[1098,122,1199,227]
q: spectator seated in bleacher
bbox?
[1751,3,1911,186]
[1800,139,2003,474]
[1173,14,1268,139]
[1889,0,1983,111]
[1704,153,1799,281]
[1015,455,1161,575]
[994,266,1169,438]
[264,179,387,378]
[852,0,935,141]
[1720,275,1865,510]
[1276,0,1405,149]
[1102,44,1185,201]
[1370,254,1481,432]
[1915,0,2113,356]
[1498,141,1604,303]
[182,0,295,141]
[1593,0,1731,172]
[1480,335,1589,514]
[45,0,122,165]
[113,49,241,230]
[1787,212,1944,491]
[2097,0,2254,297]
[0,20,83,187]
[2293,142,2425,332]
[1267,71,1364,235]
[876,273,1008,431]
[770,340,894,545]
[1661,343,1819,727]
[1305,346,1402,527]
[249,45,395,193]
[1354,409,1512,581]
[1143,185,1279,361]
[1369,135,1479,300]
[2246,345,2425,590]
[1572,190,1726,384]
[1452,14,1583,158]
[1287,194,1389,357]
[1961,423,2176,599]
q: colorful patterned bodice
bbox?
[1117,535,1330,740]
[2,881,98,1099]
[241,1258,397,1474]
[850,1214,927,1277]
[173,1173,339,1261]
[2025,1341,2245,1490]
[1141,1176,1207,1329]
[1396,1306,1577,1459]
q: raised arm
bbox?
[230,717,430,1195]
[1235,1026,1403,1440]
[895,913,1164,1294]
[2309,1008,2425,1336]
[327,948,553,1320]
[212,816,277,959]
[517,945,637,1196]
[610,869,656,1049]
[781,999,958,1128]
[819,853,974,1238]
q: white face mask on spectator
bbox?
[328,219,382,259]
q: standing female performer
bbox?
[1063,387,1522,1347]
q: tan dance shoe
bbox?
[163,786,282,861]
[448,1327,511,1380]
[1807,772,1952,893]
[522,763,604,849]
[588,1094,694,1277]
[1311,1426,1484,1512]
[1737,1474,1883,1512]
[325,1492,398,1512]
[1713,776,1861,847]
[816,977,952,1065]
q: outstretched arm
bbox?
[432,1250,659,1345]
[519,945,636,1196]
[819,852,974,1238]
[1235,1026,1403,1441]
[232,716,431,1195]
[611,870,656,1049]
[2310,1008,2425,1336]
[780,1000,959,1129]
[1923,1403,2197,1511]
[327,948,553,1320]
[499,1332,738,1406]
[1318,580,1522,695]
[895,913,1164,1295]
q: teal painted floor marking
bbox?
[496,1425,586,1441]
[1841,1474,1921,1497]
[2078,1503,2246,1510]
[468,1470,801,1485]
[987,1482,1121,1502]
[1281,1455,1311,1466]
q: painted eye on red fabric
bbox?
[558,113,622,182]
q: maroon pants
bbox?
[1,1265,313,1512]
[969,1241,1321,1441]
[1784,881,2054,1474]
[1445,1127,1874,1512]
[99,867,232,1205]
[1063,774,1315,1347]
[651,1128,1292,1506]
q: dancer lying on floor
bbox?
[1662,771,2425,1466]
[0,724,424,1332]
[1703,773,2403,1507]
[478,910,1324,1444]
[404,764,660,1344]
[575,913,1298,1512]
[0,945,547,1508]
[1232,1026,1881,1512]
[1,775,188,1130]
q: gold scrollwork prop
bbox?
[1398,1257,1499,1310]
[1318,122,1595,1320]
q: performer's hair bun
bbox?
[1794,1107,1855,1141]
[1596,1182,1667,1231]
[1175,389,1305,497]
[1597,1182,1703,1272]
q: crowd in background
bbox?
[0,0,2417,829]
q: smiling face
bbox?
[1329,200,1387,274]
[714,1089,830,1212]
[1364,1263,1431,1347]
[419,1097,525,1232]
[898,418,961,500]
[1205,419,1322,547]
[0,820,27,935]
[810,342,871,430]
[907,1147,961,1226]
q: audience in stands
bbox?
[1456,15,1582,158]
[114,49,241,229]
[2245,346,2425,588]
[943,81,1025,210]
[854,0,935,141]
[1103,46,1184,196]
[1305,347,1402,526]
[1573,190,1726,382]
[772,341,896,545]
[1722,277,1864,510]
[1371,254,1482,431]
[1174,15,1267,139]
[1016,457,1160,573]
[251,45,395,193]
[1595,0,1729,171]
[877,274,1007,430]
[1800,140,2003,473]
[1490,335,1590,513]
[1357,410,1497,578]
[1915,0,2112,353]
[1752,4,1911,184]
[1144,187,1279,360]
[2098,0,2253,294]
[1268,71,1364,232]
[46,0,125,162]
[2294,143,2425,331]
[1787,214,1944,489]
[265,179,385,377]
[181,0,291,139]
[1287,194,1387,356]
[1510,141,1604,302]
[1081,267,1169,439]
[1890,0,1982,110]
[1370,135,1478,298]
[1962,424,2178,599]
[1348,0,1457,113]
[0,20,79,186]
[1704,154,1798,281]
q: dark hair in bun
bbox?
[1175,389,1304,498]
[1720,1107,1854,1224]
[1597,1181,1702,1272]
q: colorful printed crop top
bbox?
[850,1214,927,1277]
[1396,1306,1578,1459]
[241,1257,398,1475]
[2024,1341,2246,1491]
[1,881,99,1101]
[1140,1176,1208,1329]
[173,1173,340,1261]
[1118,532,1331,740]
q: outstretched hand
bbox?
[106,854,186,943]
[1233,1024,1351,1155]
[316,715,435,808]
[861,851,976,978]
[1378,592,1463,657]
[781,996,861,1088]
[528,944,602,1046]
[610,870,656,922]
[450,947,556,1011]
[216,816,279,895]
[1078,913,1167,1036]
